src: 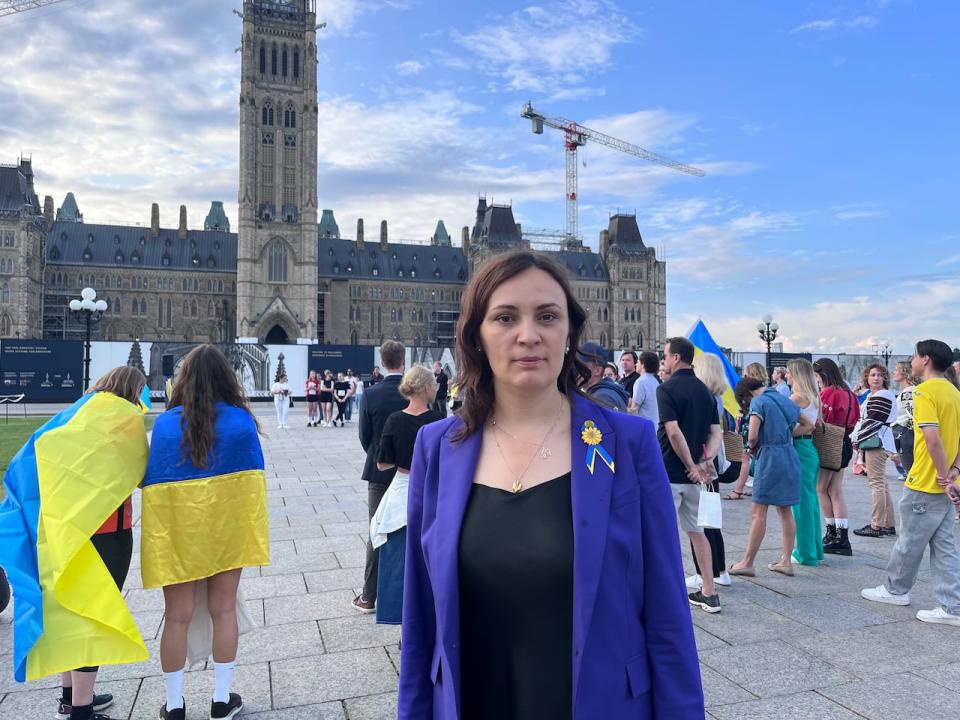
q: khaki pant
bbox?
[864,448,895,529]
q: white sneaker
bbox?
[685,574,702,591]
[277,424,283,429]
[916,607,960,626]
[715,571,732,586]
[861,585,911,605]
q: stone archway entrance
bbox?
[264,324,291,344]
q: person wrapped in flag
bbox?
[0,366,151,720]
[141,344,268,720]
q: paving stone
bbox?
[235,622,324,666]
[259,552,340,576]
[912,660,960,691]
[240,573,307,600]
[304,568,364,594]
[708,690,865,719]
[245,703,346,720]
[0,677,141,720]
[270,649,398,708]
[699,640,855,697]
[751,593,894,633]
[818,672,960,720]
[123,587,165,612]
[131,662,272,718]
[264,590,357,625]
[334,547,367,569]
[699,663,755,707]
[97,638,163,682]
[294,535,365,556]
[318,614,401,653]
[344,691,399,719]
[692,601,814,645]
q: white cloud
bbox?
[395,60,425,76]
[791,15,879,34]
[454,0,637,97]
[833,204,887,222]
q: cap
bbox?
[577,342,609,364]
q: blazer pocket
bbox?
[430,648,443,685]
[612,485,640,508]
[625,652,651,698]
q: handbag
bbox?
[722,431,743,462]
[288,396,294,408]
[697,488,723,529]
[858,434,883,450]
[814,389,854,471]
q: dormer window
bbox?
[82,248,92,263]
[191,254,201,267]
[165,238,172,248]
[139,236,146,245]
[114,234,121,245]
[371,266,379,277]
[346,264,353,273]
[60,231,67,242]
[397,268,403,277]
[161,253,171,266]
[130,251,141,265]
[87,233,95,244]
[332,262,340,273]
[410,269,416,278]
[207,256,216,268]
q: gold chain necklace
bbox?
[490,398,565,493]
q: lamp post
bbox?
[756,314,779,386]
[68,287,108,392]
[873,341,893,368]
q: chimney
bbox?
[599,229,609,258]
[379,219,388,250]
[150,203,160,237]
[43,195,54,228]
[462,226,470,254]
[356,218,364,249]
[178,205,188,240]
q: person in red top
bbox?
[814,358,861,556]
[305,370,320,427]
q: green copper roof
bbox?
[56,192,81,222]
[432,219,450,245]
[204,201,230,231]
[318,208,340,239]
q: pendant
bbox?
[512,477,523,493]
[540,447,552,459]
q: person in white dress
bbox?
[271,374,291,429]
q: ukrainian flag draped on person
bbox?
[140,402,269,588]
[0,392,149,682]
[688,319,741,419]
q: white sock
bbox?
[164,668,185,710]
[213,660,235,704]
[825,518,835,526]
[836,518,848,529]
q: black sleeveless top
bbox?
[458,472,574,720]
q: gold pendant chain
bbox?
[490,398,565,493]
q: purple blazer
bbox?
[399,393,704,719]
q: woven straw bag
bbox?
[812,421,845,471]
[722,430,743,463]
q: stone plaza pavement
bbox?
[2,406,960,719]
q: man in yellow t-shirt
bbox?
[862,339,960,626]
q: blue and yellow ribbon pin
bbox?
[581,420,615,474]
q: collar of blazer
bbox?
[432,392,617,701]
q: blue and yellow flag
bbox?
[688,319,741,419]
[140,402,269,589]
[0,392,149,682]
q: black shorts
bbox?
[319,392,333,403]
[306,394,318,404]
[76,529,133,672]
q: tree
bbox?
[127,338,145,375]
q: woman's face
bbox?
[309,371,316,379]
[814,371,824,390]
[603,366,617,381]
[868,368,885,391]
[893,367,904,384]
[423,379,439,405]
[477,267,569,395]
[785,368,793,385]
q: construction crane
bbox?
[0,0,73,18]
[521,102,705,243]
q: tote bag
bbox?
[697,488,723,529]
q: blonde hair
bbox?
[694,353,727,396]
[398,364,437,400]
[745,362,768,383]
[894,360,918,386]
[89,365,147,405]
[787,358,820,411]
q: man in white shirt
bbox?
[632,350,661,424]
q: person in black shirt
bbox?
[657,336,723,613]
[618,350,640,398]
[333,372,351,427]
[372,365,439,624]
[432,361,449,418]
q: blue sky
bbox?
[1,0,957,353]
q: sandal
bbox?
[723,490,746,500]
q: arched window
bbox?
[271,45,277,75]
[623,331,630,349]
[190,299,197,317]
[268,241,288,283]
[259,44,266,74]
[132,299,138,315]
[600,332,608,348]
[624,308,629,322]
[0,314,10,335]
[398,308,403,322]
[293,48,300,79]
[283,104,296,129]
[281,46,288,77]
[262,102,274,126]
[637,332,644,348]
[140,299,147,315]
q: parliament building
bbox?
[0,0,666,353]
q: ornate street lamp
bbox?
[873,342,893,368]
[756,314,779,385]
[68,287,108,392]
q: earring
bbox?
[564,346,570,354]
[476,347,483,353]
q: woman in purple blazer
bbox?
[399,251,703,720]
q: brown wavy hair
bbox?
[453,250,591,441]
[89,365,147,405]
[860,362,890,390]
[168,344,261,468]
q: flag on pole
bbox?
[688,319,741,418]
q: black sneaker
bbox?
[824,527,853,556]
[210,692,243,719]
[57,693,114,719]
[882,526,897,536]
[159,700,186,720]
[853,524,884,538]
[688,590,721,614]
[822,525,837,547]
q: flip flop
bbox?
[767,562,794,577]
[728,565,755,577]
[723,490,745,500]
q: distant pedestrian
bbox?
[370,365,440,625]
[345,368,358,422]
[603,362,619,381]
[319,370,335,427]
[892,360,918,480]
[578,342,629,411]
[632,350,661,423]
[304,370,320,427]
[813,358,860,556]
[370,366,383,386]
[786,359,823,566]
[862,339,960,626]
[432,361,449,418]
[618,350,640,398]
[333,372,350,427]
[773,366,791,397]
[852,363,898,538]
[354,341,407,613]
[271,373,291,429]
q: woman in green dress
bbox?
[787,358,823,566]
